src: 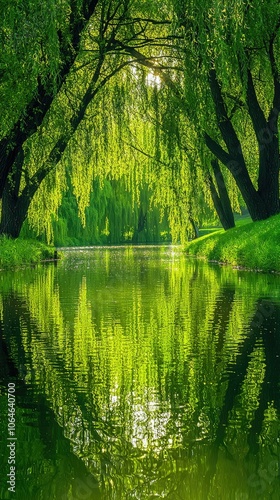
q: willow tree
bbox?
[0,0,173,238]
[4,0,278,239]
[0,1,100,194]
[134,84,218,238]
[100,6,238,231]
[126,77,237,232]
[170,0,280,221]
[121,0,280,224]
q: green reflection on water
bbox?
[0,246,280,500]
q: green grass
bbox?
[186,213,280,272]
[198,226,222,237]
[198,215,251,239]
[0,237,57,269]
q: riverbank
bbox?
[186,213,280,273]
[0,237,57,269]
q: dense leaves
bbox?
[0,0,280,240]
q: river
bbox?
[0,245,279,499]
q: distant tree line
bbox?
[21,177,172,245]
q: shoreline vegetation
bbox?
[186,214,280,273]
[0,237,57,270]
[1,211,280,274]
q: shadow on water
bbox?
[203,298,280,498]
[0,295,100,500]
[0,248,279,499]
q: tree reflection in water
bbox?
[0,247,279,499]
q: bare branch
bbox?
[114,40,183,98]
[123,140,168,166]
[113,17,172,25]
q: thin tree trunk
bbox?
[207,160,235,230]
[211,159,235,228]
[0,182,31,238]
[189,217,199,238]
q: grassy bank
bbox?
[0,237,56,269]
[186,213,280,272]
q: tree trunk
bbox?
[189,217,199,238]
[207,160,235,230]
[245,68,280,217]
[0,183,31,238]
[211,159,235,228]
[0,0,99,201]
[257,136,280,216]
[207,69,279,222]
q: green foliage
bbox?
[1,0,280,239]
[23,176,172,245]
[0,236,55,268]
[186,213,280,272]
[0,0,68,138]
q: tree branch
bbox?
[123,140,168,166]
[114,40,183,99]
[208,69,243,155]
[20,56,136,204]
[268,30,280,120]
[114,17,172,25]
[204,133,231,166]
[0,0,99,198]
[245,69,267,139]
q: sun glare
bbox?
[146,72,161,87]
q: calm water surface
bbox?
[0,246,280,499]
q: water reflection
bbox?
[0,246,279,499]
